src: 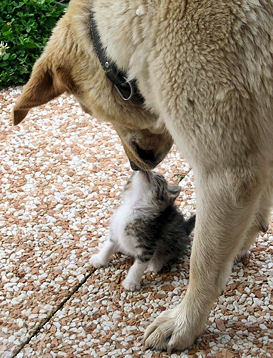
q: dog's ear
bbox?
[12,57,74,125]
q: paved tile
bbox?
[0,88,190,357]
[0,88,272,358]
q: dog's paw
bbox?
[122,278,141,291]
[90,253,106,268]
[144,305,203,352]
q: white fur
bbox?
[111,172,152,255]
[122,260,149,290]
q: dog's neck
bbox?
[90,10,144,104]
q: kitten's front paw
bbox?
[147,261,163,274]
[122,278,141,291]
[90,253,106,268]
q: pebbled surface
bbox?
[0,87,272,358]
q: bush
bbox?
[0,0,69,89]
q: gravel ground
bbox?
[0,87,272,358]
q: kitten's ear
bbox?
[168,185,181,202]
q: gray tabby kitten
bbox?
[90,171,195,290]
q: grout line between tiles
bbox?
[12,267,96,358]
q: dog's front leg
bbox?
[144,168,263,352]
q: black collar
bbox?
[90,11,144,105]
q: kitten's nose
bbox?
[129,160,140,171]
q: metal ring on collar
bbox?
[114,77,134,101]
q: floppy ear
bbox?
[12,57,75,125]
[168,185,181,202]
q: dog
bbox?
[13,0,273,352]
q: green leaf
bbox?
[2,53,10,60]
[0,0,68,89]
[177,174,186,183]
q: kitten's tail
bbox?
[185,214,196,236]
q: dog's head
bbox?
[12,1,172,170]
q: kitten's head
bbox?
[124,171,181,209]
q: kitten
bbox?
[90,171,195,290]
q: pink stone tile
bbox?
[0,87,192,357]
[18,229,272,358]
[1,87,272,358]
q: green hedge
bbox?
[0,0,69,89]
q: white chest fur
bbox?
[110,196,139,257]
[110,176,152,257]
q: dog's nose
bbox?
[129,160,140,171]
